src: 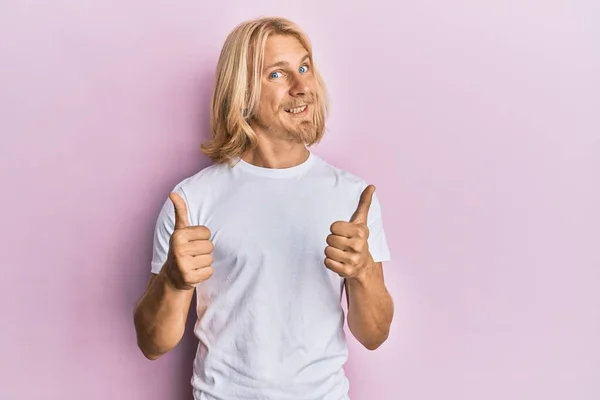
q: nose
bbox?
[289,73,310,97]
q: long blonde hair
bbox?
[200,17,329,165]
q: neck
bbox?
[241,137,309,169]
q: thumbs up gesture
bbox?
[163,192,215,290]
[324,185,376,279]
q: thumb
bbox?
[169,192,190,230]
[349,184,375,225]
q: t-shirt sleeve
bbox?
[366,190,392,263]
[150,186,187,274]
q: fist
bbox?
[324,185,375,279]
[164,192,214,290]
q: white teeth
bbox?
[286,105,306,114]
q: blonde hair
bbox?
[200,17,329,165]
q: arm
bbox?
[344,257,394,350]
[325,185,394,350]
[133,269,195,360]
[134,191,214,360]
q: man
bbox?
[134,16,394,400]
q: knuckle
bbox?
[195,254,212,268]
[170,247,182,260]
[196,267,214,283]
[195,266,213,283]
[326,234,333,246]
[171,229,184,243]
[356,226,368,239]
[181,269,192,283]
[173,245,187,258]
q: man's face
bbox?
[250,34,317,144]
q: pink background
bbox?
[1,1,599,399]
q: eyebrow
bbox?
[263,54,310,72]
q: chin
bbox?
[288,125,317,144]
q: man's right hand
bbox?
[163,192,214,290]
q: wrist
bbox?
[350,258,375,287]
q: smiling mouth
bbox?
[284,105,307,114]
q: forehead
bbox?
[263,34,308,63]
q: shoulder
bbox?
[312,153,370,192]
[312,154,386,215]
[171,162,232,199]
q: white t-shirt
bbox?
[150,150,391,400]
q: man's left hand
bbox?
[324,184,376,279]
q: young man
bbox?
[134,17,394,400]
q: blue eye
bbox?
[270,71,282,79]
[299,65,308,73]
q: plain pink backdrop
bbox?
[1,1,599,399]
